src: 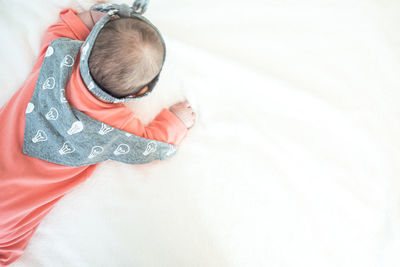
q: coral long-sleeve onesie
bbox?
[0,8,188,266]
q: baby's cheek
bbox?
[136,86,148,96]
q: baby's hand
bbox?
[169,100,196,129]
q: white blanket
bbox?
[1,0,400,266]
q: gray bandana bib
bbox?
[22,1,178,167]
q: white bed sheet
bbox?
[1,0,399,266]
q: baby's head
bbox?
[88,17,165,99]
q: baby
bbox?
[0,2,195,266]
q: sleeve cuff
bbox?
[59,8,91,41]
[154,108,188,145]
[159,108,188,134]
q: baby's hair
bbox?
[88,17,165,98]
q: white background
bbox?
[1,0,400,266]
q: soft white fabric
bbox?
[1,0,400,266]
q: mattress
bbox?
[1,0,399,266]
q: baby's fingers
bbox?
[181,99,192,107]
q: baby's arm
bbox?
[120,101,195,146]
[122,108,188,146]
